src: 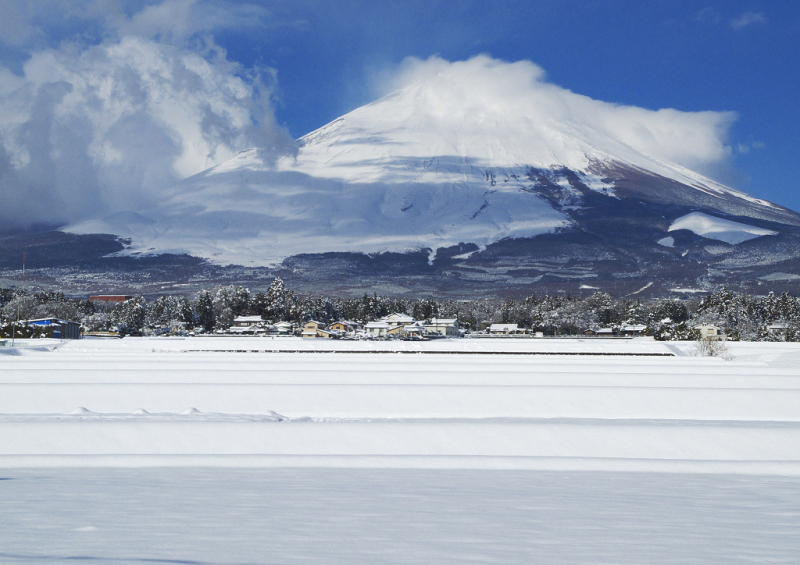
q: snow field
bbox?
[2,337,800,471]
[3,468,800,565]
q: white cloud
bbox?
[730,12,768,30]
[112,0,273,44]
[380,55,736,175]
[0,35,294,229]
[0,0,274,49]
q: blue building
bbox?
[24,318,81,339]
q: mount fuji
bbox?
[13,61,800,297]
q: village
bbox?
[228,313,730,341]
[3,285,799,344]
[6,308,734,342]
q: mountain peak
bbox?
[63,67,799,272]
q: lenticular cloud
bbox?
[0,36,293,230]
[383,55,736,175]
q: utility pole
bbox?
[11,253,24,347]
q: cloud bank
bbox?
[379,56,737,177]
[0,1,293,231]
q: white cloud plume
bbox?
[0,34,294,229]
[379,55,736,176]
[730,12,768,30]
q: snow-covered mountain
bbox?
[53,73,800,296]
[63,76,796,264]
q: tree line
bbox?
[2,280,800,341]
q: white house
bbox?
[424,318,460,336]
[228,316,266,335]
[695,324,725,340]
[365,321,390,337]
[381,313,416,327]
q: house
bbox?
[301,320,326,338]
[767,323,790,336]
[270,321,293,335]
[365,321,390,337]
[400,322,427,339]
[381,313,416,328]
[695,324,725,341]
[620,325,648,336]
[488,323,522,334]
[233,316,265,327]
[23,318,81,339]
[228,315,266,335]
[585,327,615,337]
[330,320,360,334]
[387,325,406,337]
[424,318,460,337]
[385,321,425,338]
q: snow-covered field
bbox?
[2,336,800,563]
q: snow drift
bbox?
[669,211,778,244]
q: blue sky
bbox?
[1,0,798,226]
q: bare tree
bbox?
[694,336,730,359]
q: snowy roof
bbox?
[382,313,415,323]
[234,316,264,323]
[622,325,647,331]
[489,324,519,331]
[427,318,458,325]
[365,322,390,329]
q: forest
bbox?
[2,279,800,341]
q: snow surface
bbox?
[63,74,779,266]
[3,337,800,564]
[2,337,800,473]
[669,211,777,244]
[2,468,799,565]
